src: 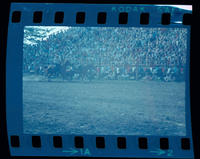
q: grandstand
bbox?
[23,27,187,82]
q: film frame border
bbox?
[0,0,199,159]
[7,3,192,157]
[3,0,194,158]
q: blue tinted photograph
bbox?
[23,26,187,135]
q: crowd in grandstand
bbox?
[23,27,187,82]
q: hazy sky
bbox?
[158,5,192,11]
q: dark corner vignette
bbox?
[0,1,11,159]
[0,0,194,4]
[191,1,200,159]
[1,1,198,159]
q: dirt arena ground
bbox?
[23,77,186,136]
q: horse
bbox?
[75,64,96,81]
[44,60,96,81]
[44,64,61,81]
[60,65,75,81]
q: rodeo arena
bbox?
[23,27,187,135]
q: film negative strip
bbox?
[5,2,193,158]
